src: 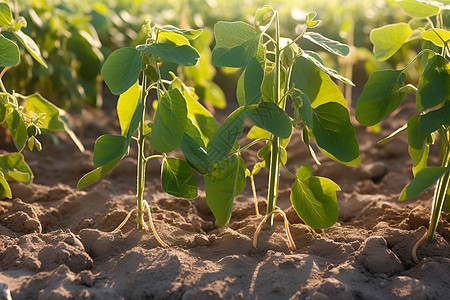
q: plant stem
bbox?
[266,12,281,226]
[136,74,148,229]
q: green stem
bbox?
[426,130,450,242]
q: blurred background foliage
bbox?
[2,0,449,110]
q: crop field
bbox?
[0,0,449,299]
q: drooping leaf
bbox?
[416,54,449,111]
[93,135,129,167]
[101,47,142,95]
[13,30,47,68]
[399,166,450,201]
[207,108,245,164]
[302,51,354,86]
[124,100,144,142]
[310,102,359,163]
[291,164,340,229]
[161,157,198,199]
[419,102,450,136]
[117,81,140,136]
[6,110,27,152]
[157,25,202,40]
[420,29,450,47]
[236,56,264,106]
[24,94,65,131]
[292,90,314,129]
[370,23,412,61]
[244,102,292,139]
[396,0,442,18]
[0,3,12,27]
[303,32,350,57]
[150,88,188,153]
[137,42,200,66]
[205,154,246,226]
[0,153,33,184]
[78,156,123,189]
[179,118,211,175]
[0,35,19,67]
[0,171,12,199]
[212,21,261,68]
[407,115,429,176]
[291,56,347,108]
[356,70,408,126]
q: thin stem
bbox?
[144,154,164,163]
[253,208,296,251]
[237,138,271,153]
[111,208,138,233]
[0,67,9,94]
[143,200,169,247]
[280,25,307,52]
[280,157,297,179]
[412,230,427,263]
[402,49,437,72]
[250,174,260,217]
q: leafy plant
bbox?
[0,2,83,199]
[355,0,449,262]
[206,6,359,248]
[78,21,205,247]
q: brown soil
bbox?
[1,99,450,299]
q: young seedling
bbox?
[206,6,359,248]
[78,21,207,247]
[355,0,449,262]
[0,2,83,199]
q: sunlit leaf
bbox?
[93,135,129,167]
[399,166,450,201]
[157,25,202,40]
[302,51,354,85]
[0,171,12,199]
[396,0,441,18]
[137,42,200,66]
[420,29,450,47]
[0,3,12,27]
[6,110,27,152]
[13,30,47,68]
[244,102,292,139]
[303,32,350,57]
[117,81,140,136]
[161,157,198,199]
[24,94,65,131]
[78,156,123,189]
[370,23,412,61]
[0,153,33,184]
[0,35,19,67]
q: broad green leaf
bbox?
[161,157,198,199]
[420,29,450,47]
[150,88,188,153]
[236,56,264,106]
[24,94,64,131]
[0,3,12,27]
[13,30,47,68]
[291,56,347,108]
[399,166,450,201]
[247,126,271,139]
[157,25,202,40]
[310,102,359,163]
[101,47,142,95]
[179,118,211,175]
[291,168,340,229]
[254,6,274,27]
[157,31,190,45]
[0,153,33,184]
[417,55,449,111]
[292,90,314,129]
[212,21,262,68]
[244,102,292,139]
[396,0,441,18]
[205,154,246,226]
[303,32,350,57]
[419,102,450,136]
[295,164,313,181]
[6,110,27,152]
[137,43,200,66]
[302,51,354,86]
[207,108,245,164]
[0,171,12,199]
[356,70,408,126]
[93,135,128,167]
[0,35,19,67]
[370,23,412,61]
[407,115,429,175]
[78,156,123,189]
[117,81,140,136]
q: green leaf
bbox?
[296,164,313,181]
[161,157,198,199]
[370,23,413,61]
[399,166,450,201]
[292,90,314,129]
[157,25,202,40]
[303,32,350,57]
[310,102,359,163]
[117,81,140,136]
[236,56,264,106]
[179,119,211,175]
[306,12,320,27]
[78,156,123,189]
[247,125,271,139]
[0,171,12,199]
[6,110,27,152]
[254,6,274,27]
[291,165,340,229]
[420,29,450,47]
[137,42,200,66]
[205,154,246,226]
[396,0,441,18]
[13,30,47,68]
[150,88,188,153]
[24,94,65,131]
[0,153,33,184]
[419,102,450,136]
[302,51,354,86]
[212,21,262,68]
[291,55,347,108]
[158,31,189,46]
[101,47,142,95]
[0,35,19,67]
[417,55,450,111]
[207,108,245,164]
[407,115,429,175]
[125,100,144,142]
[0,3,12,27]
[356,70,408,126]
[244,102,292,139]
[93,135,128,167]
